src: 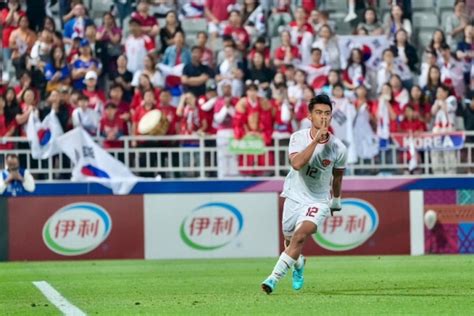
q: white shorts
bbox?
[282,198,330,237]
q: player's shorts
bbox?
[282,198,330,237]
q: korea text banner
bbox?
[391,132,465,151]
[144,193,279,259]
[8,196,144,260]
[279,192,411,255]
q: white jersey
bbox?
[281,128,347,204]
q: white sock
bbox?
[348,0,355,14]
[294,255,305,270]
[270,252,296,281]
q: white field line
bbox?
[32,281,86,316]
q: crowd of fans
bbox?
[0,0,473,176]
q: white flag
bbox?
[56,128,138,195]
[26,111,63,159]
[338,35,389,70]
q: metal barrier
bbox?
[1,132,473,179]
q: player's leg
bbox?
[284,235,306,291]
[261,221,316,294]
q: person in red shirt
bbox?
[274,30,301,70]
[82,71,106,114]
[157,89,178,136]
[399,105,427,133]
[196,31,214,68]
[108,84,131,124]
[100,103,126,149]
[205,0,236,37]
[271,82,293,135]
[131,89,156,147]
[0,94,16,150]
[131,0,159,37]
[0,0,25,65]
[177,92,207,135]
[130,73,161,113]
[247,36,271,68]
[197,84,218,135]
[408,85,431,127]
[223,10,250,53]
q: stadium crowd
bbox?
[0,0,473,177]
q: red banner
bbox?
[8,196,144,260]
[279,192,410,255]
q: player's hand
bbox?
[330,197,342,216]
[315,118,329,143]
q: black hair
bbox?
[347,48,367,77]
[438,84,451,93]
[311,47,322,54]
[308,94,332,112]
[77,94,89,102]
[6,153,19,160]
[129,18,141,25]
[191,45,203,52]
[362,7,378,24]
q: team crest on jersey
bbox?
[322,159,331,167]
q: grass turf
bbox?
[0,255,473,315]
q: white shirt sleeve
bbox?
[289,131,306,155]
[214,105,228,124]
[72,109,80,128]
[334,143,348,169]
[22,170,35,192]
[281,101,292,123]
[0,178,6,194]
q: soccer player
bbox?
[261,94,347,294]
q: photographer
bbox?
[0,154,36,196]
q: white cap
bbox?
[84,71,98,81]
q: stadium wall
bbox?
[1,177,473,261]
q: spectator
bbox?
[96,12,123,73]
[159,11,183,54]
[4,87,21,136]
[176,92,207,135]
[62,0,87,25]
[356,7,383,36]
[377,48,411,93]
[429,29,448,58]
[389,74,409,110]
[445,0,469,49]
[223,10,250,53]
[108,84,131,123]
[312,24,341,70]
[110,54,134,102]
[0,153,35,196]
[399,105,426,133]
[309,10,335,35]
[42,16,57,33]
[216,35,243,65]
[384,4,412,41]
[39,90,71,132]
[273,30,301,69]
[72,93,100,136]
[419,49,438,89]
[43,46,71,93]
[440,44,465,97]
[100,103,125,149]
[408,85,431,127]
[456,25,473,86]
[271,82,292,135]
[353,84,379,171]
[205,0,236,38]
[131,89,157,144]
[423,65,442,105]
[213,80,239,178]
[63,3,93,44]
[16,88,38,135]
[288,69,307,104]
[431,85,458,174]
[376,83,398,148]
[1,0,25,68]
[84,24,107,74]
[132,54,164,89]
[247,36,271,68]
[82,71,106,114]
[0,95,16,150]
[294,84,314,130]
[297,48,331,92]
[29,29,54,71]
[130,73,160,111]
[242,0,266,38]
[124,18,156,74]
[9,15,37,77]
[71,39,101,90]
[182,46,213,98]
[267,0,291,37]
[131,0,160,37]
[196,32,214,67]
[343,48,369,91]
[216,45,245,97]
[157,89,178,136]
[198,83,218,135]
[289,7,314,65]
[321,69,341,97]
[331,83,357,164]
[390,29,418,73]
[248,51,274,97]
[25,0,46,32]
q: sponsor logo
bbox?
[314,198,378,251]
[180,202,244,251]
[43,203,112,256]
[322,159,331,167]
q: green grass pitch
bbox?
[1,255,473,315]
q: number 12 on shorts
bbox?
[306,207,319,217]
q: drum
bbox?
[138,109,169,135]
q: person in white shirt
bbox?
[72,94,100,136]
[431,85,458,174]
[261,94,347,294]
[124,18,156,74]
[0,154,35,196]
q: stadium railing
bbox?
[1,131,473,179]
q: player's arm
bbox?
[290,118,328,171]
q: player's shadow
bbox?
[319,287,467,297]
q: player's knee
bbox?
[292,231,306,245]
